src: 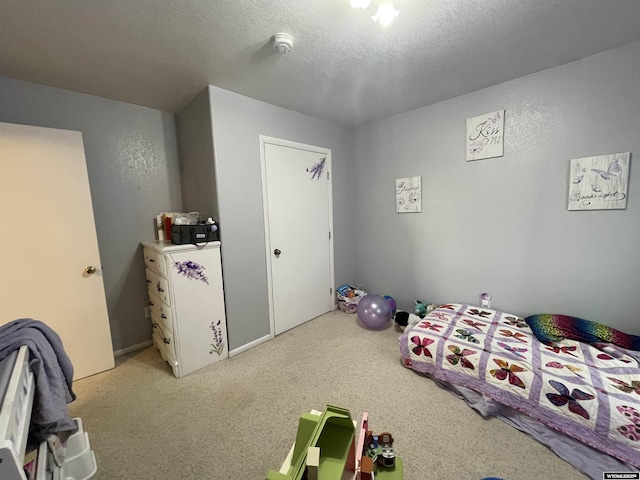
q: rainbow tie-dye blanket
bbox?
[525,313,640,351]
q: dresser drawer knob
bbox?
[149,301,154,306]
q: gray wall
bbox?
[208,85,355,351]
[3,39,637,353]
[352,41,640,334]
[176,88,218,219]
[0,76,183,351]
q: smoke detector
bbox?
[273,33,294,54]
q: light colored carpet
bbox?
[69,310,587,480]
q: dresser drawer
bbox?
[143,248,168,277]
[152,321,178,370]
[145,268,171,306]
[148,293,173,332]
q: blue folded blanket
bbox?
[0,319,77,443]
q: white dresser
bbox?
[142,241,228,378]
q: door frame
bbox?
[259,135,336,339]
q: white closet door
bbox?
[262,139,334,336]
[0,122,114,379]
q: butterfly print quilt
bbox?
[400,304,640,467]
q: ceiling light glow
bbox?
[349,0,372,8]
[371,0,399,26]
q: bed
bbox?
[399,303,640,478]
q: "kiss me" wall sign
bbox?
[466,110,504,161]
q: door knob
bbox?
[274,249,281,256]
[85,265,97,275]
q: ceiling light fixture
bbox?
[349,0,372,8]
[371,0,399,26]
[350,0,399,26]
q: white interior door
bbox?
[0,122,115,379]
[261,137,334,335]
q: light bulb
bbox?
[371,0,399,26]
[350,0,372,9]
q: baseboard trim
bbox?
[114,340,153,357]
[229,334,271,358]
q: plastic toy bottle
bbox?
[206,217,218,232]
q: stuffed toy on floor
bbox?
[394,311,422,331]
[415,300,435,318]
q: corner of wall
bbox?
[176,87,218,219]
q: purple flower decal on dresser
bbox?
[209,320,225,356]
[173,260,209,284]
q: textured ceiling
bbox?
[1,0,639,126]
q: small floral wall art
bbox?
[396,176,421,213]
[466,110,504,161]
[568,152,630,211]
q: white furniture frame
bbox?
[0,346,96,480]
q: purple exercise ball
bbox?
[357,294,393,330]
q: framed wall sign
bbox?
[396,176,421,213]
[568,152,630,211]
[466,110,504,161]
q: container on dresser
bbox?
[142,241,228,378]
